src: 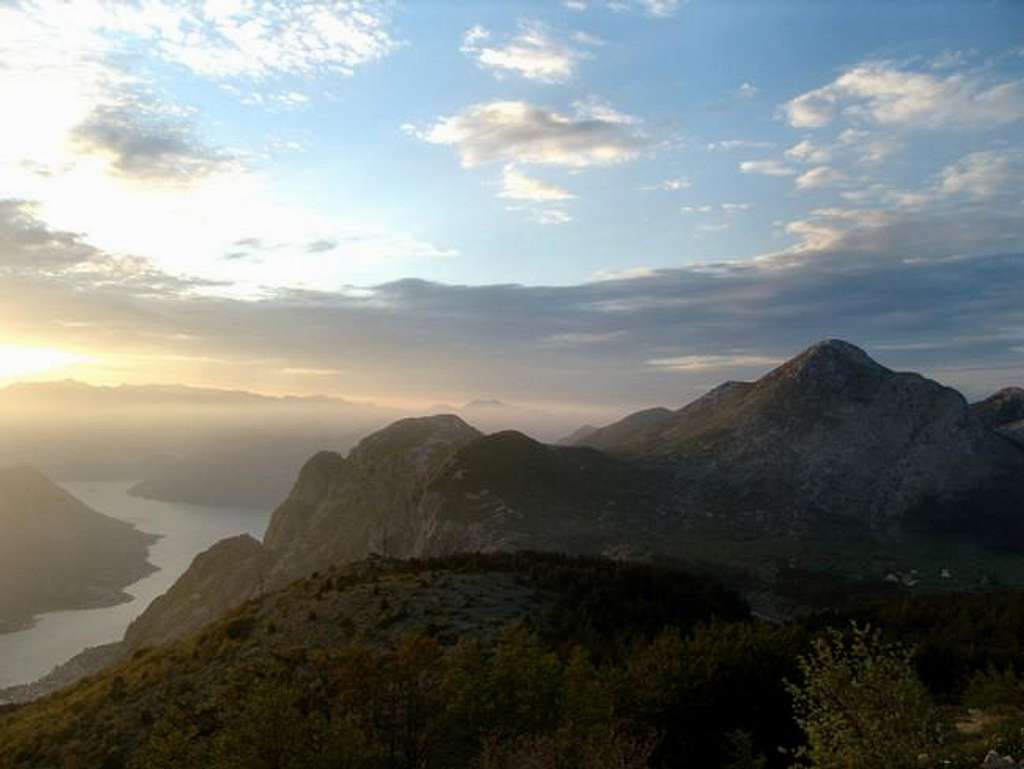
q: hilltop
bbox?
[0,467,156,633]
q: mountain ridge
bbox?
[10,338,1023,701]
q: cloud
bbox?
[536,208,573,225]
[5,198,1023,407]
[739,160,795,177]
[849,149,1024,211]
[71,99,237,183]
[306,238,339,253]
[784,139,832,164]
[783,203,1024,258]
[500,166,576,202]
[644,177,690,191]
[609,0,682,17]
[939,150,1024,200]
[696,222,730,233]
[129,0,397,81]
[572,31,605,47]
[0,199,98,270]
[683,203,750,214]
[836,129,902,164]
[461,20,586,84]
[0,198,222,296]
[785,61,1024,129]
[409,99,650,169]
[706,140,774,151]
[647,353,780,371]
[795,165,846,190]
[1,1,398,88]
[735,82,759,99]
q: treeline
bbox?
[5,553,1024,768]
[129,622,808,769]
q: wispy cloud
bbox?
[706,139,774,151]
[647,353,780,371]
[536,208,573,225]
[608,0,683,18]
[500,166,576,202]
[739,160,795,177]
[795,165,846,190]
[461,20,587,84]
[644,177,690,191]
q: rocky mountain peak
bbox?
[289,450,345,504]
[774,338,884,381]
[348,414,482,475]
[354,414,478,452]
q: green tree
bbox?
[786,623,940,769]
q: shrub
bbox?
[787,623,941,769]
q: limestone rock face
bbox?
[263,415,483,586]
[123,534,271,651]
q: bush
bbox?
[787,623,942,769]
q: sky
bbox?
[0,0,1022,414]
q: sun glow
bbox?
[0,345,95,384]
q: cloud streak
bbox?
[5,192,1022,408]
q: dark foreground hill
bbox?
[10,553,1024,769]
[0,467,156,633]
[0,553,752,769]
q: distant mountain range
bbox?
[0,467,156,633]
[0,380,362,408]
[0,381,583,506]
[0,381,402,506]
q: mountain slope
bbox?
[972,388,1024,447]
[574,340,1024,537]
[0,467,156,632]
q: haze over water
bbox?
[0,482,270,688]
